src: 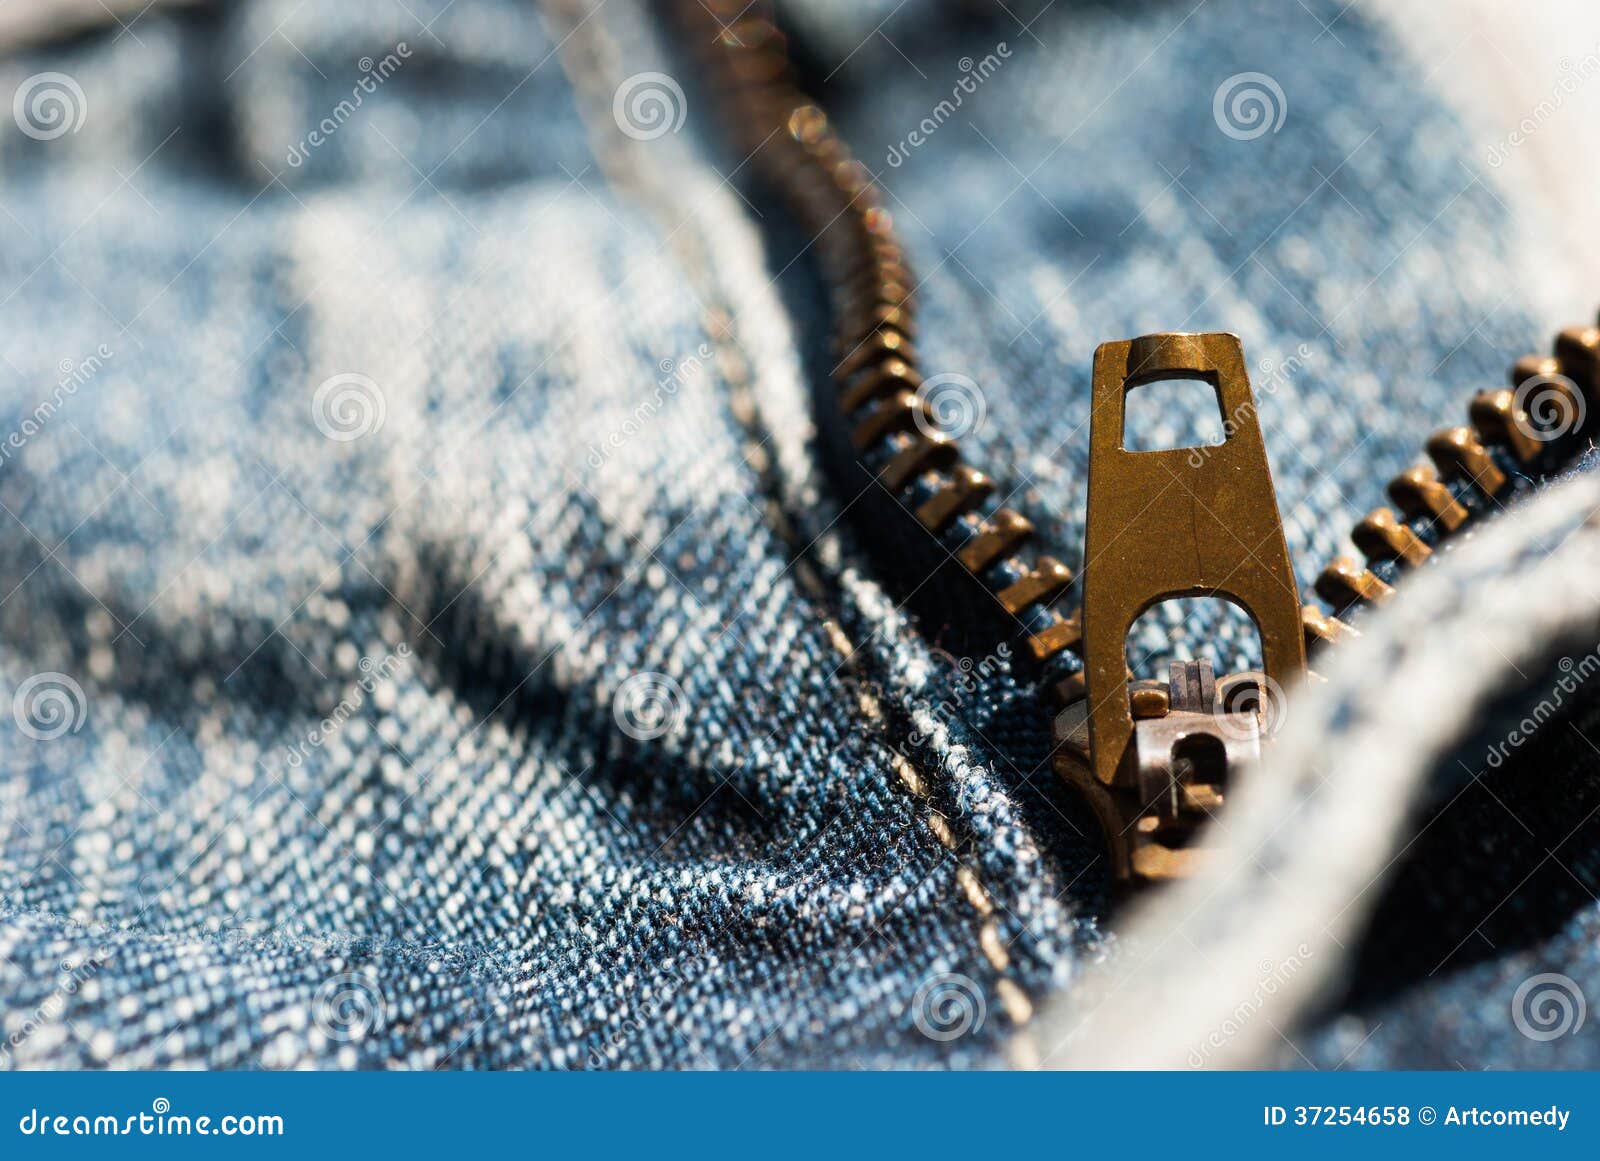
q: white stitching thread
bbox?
[538,0,1038,1044]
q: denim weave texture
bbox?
[0,0,1588,1069]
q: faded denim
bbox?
[0,0,1592,1069]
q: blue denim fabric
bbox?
[789,0,1559,668]
[0,0,1586,1069]
[0,0,1097,1070]
[766,0,1600,1068]
[1034,465,1600,1068]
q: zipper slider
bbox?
[1058,332,1305,884]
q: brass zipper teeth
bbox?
[678,2,1085,676]
[679,3,1600,892]
[679,3,1600,695]
[1303,320,1600,651]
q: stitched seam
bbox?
[538,0,1036,1041]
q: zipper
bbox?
[675,1,1600,888]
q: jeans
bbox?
[0,0,1590,1068]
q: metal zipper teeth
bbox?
[1303,321,1600,651]
[679,3,1600,690]
[677,2,1085,681]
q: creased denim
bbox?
[0,0,1093,1070]
[0,0,1591,1070]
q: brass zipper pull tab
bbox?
[1064,332,1306,884]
